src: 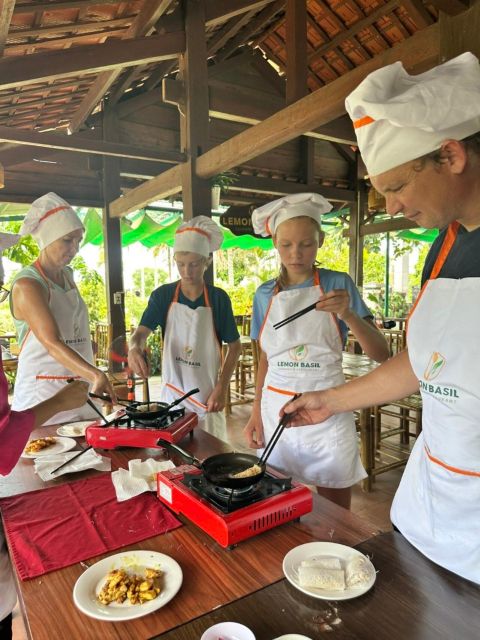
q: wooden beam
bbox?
[207,10,255,56]
[162,77,356,143]
[0,125,185,163]
[195,23,440,180]
[0,1,15,56]
[439,2,480,60]
[250,49,285,96]
[110,164,184,217]
[67,0,177,133]
[5,29,127,56]
[428,0,468,16]
[0,32,185,92]
[13,1,121,13]
[111,21,441,216]
[7,15,133,39]
[205,0,279,27]
[286,0,307,105]
[231,175,355,202]
[359,217,419,236]
[308,0,399,66]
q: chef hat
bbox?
[252,192,332,237]
[346,52,480,177]
[173,215,223,257]
[0,232,21,252]
[20,192,84,250]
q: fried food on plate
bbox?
[97,567,163,605]
[25,437,56,454]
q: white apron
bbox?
[159,283,226,439]
[391,221,480,584]
[12,261,97,425]
[259,271,366,487]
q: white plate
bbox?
[283,542,376,601]
[73,550,183,621]
[273,636,313,640]
[201,622,256,640]
[56,421,92,437]
[21,436,77,459]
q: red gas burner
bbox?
[85,407,198,449]
[156,465,313,548]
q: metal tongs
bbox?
[259,393,301,466]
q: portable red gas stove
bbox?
[156,465,313,548]
[85,407,198,449]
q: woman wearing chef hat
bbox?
[246,193,389,508]
[283,53,480,583]
[9,192,115,424]
[128,215,241,437]
[0,230,89,639]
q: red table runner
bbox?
[0,473,182,580]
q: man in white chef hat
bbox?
[284,52,480,584]
[128,215,241,437]
[10,192,115,423]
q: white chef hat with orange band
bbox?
[20,192,84,250]
[252,192,332,237]
[345,52,480,177]
[173,215,223,257]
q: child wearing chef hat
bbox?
[10,192,115,422]
[246,193,389,509]
[128,215,241,439]
[283,53,480,583]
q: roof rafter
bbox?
[0,31,185,92]
[67,0,177,133]
[0,0,15,56]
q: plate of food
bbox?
[283,541,376,601]
[56,421,92,437]
[21,436,77,458]
[73,550,183,621]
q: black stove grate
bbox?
[182,472,292,514]
[107,407,186,430]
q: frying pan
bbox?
[157,440,266,489]
[125,387,200,421]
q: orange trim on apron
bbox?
[36,375,80,380]
[165,382,207,409]
[406,222,460,334]
[353,115,375,129]
[266,384,296,397]
[424,445,480,478]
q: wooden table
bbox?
[0,426,377,640]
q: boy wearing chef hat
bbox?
[10,192,115,422]
[284,53,480,583]
[246,193,388,509]
[129,215,241,437]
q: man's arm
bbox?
[128,325,153,378]
[283,349,419,427]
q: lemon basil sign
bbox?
[419,351,459,402]
[274,344,322,369]
[220,205,265,237]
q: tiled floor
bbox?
[11,378,406,638]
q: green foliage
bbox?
[146,328,162,376]
[1,220,39,266]
[131,267,168,296]
[70,256,107,326]
[211,171,238,190]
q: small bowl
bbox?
[200,622,256,640]
[273,636,313,640]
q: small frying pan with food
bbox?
[158,394,300,488]
[157,440,266,489]
[125,388,200,421]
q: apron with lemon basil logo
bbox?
[259,270,366,487]
[160,282,226,436]
[391,222,480,584]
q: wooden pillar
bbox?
[439,2,480,60]
[179,0,211,221]
[286,0,307,106]
[102,107,126,358]
[349,152,365,288]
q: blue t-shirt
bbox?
[140,281,240,344]
[251,268,372,344]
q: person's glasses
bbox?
[0,286,10,303]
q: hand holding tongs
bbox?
[259,393,301,465]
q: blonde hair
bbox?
[274,216,323,292]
